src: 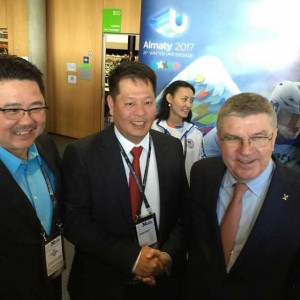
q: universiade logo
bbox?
[148,8,188,38]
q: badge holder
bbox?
[41,227,66,283]
[135,212,159,248]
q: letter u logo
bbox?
[169,8,188,34]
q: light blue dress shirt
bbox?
[217,159,275,272]
[0,144,57,235]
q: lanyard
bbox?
[118,137,152,218]
[40,164,62,240]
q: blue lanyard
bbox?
[40,164,62,240]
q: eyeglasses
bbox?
[220,133,274,148]
[0,106,49,120]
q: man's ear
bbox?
[107,95,114,116]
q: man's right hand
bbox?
[133,246,164,278]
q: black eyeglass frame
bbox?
[220,132,274,147]
[0,106,49,119]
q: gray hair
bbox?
[217,93,277,132]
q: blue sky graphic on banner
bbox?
[139,0,300,134]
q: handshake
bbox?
[133,246,172,286]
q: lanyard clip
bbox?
[41,231,47,242]
[56,222,63,233]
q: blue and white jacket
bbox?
[152,119,205,184]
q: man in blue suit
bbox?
[183,93,300,299]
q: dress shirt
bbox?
[217,159,275,271]
[114,127,160,226]
[0,144,57,235]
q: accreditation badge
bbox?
[135,213,159,248]
[42,231,66,282]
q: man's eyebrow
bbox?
[2,100,45,108]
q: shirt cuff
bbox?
[132,250,142,273]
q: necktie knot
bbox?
[233,182,248,201]
[131,146,143,159]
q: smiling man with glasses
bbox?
[204,81,300,173]
[183,93,300,300]
[0,55,63,300]
[216,93,277,181]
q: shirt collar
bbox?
[157,119,193,132]
[0,144,40,174]
[223,159,275,197]
[114,126,150,155]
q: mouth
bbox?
[132,121,145,126]
[14,128,36,136]
[238,157,256,166]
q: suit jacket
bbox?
[62,124,188,299]
[183,156,300,300]
[0,134,62,300]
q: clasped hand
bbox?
[134,246,171,286]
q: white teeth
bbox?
[133,122,144,126]
[16,131,30,136]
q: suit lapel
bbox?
[150,131,171,235]
[0,161,41,231]
[204,160,228,272]
[97,125,134,229]
[229,160,293,274]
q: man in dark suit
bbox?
[0,55,63,299]
[62,61,188,300]
[183,93,300,299]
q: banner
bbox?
[139,0,300,133]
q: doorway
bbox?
[101,33,140,129]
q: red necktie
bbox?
[220,182,248,265]
[129,146,143,220]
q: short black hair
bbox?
[156,80,195,122]
[0,55,45,97]
[108,61,156,99]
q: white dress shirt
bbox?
[114,127,161,227]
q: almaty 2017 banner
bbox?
[139,0,300,134]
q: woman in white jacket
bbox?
[152,80,205,184]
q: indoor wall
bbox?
[0,0,28,57]
[1,0,142,138]
[47,0,142,138]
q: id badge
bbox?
[135,213,159,248]
[42,231,66,282]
